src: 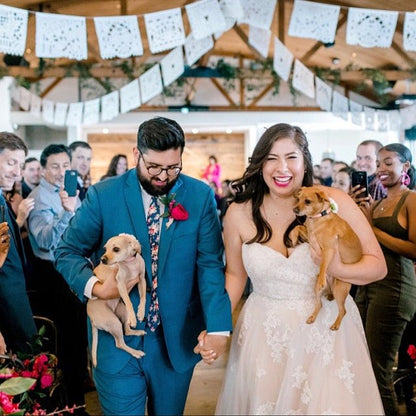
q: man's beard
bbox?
[136,166,177,196]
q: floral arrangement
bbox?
[0,328,84,415]
[159,193,188,229]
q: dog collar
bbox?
[309,208,331,218]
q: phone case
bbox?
[351,171,368,198]
[64,170,78,197]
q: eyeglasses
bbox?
[139,152,182,177]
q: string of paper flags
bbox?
[2,0,416,130]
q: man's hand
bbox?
[59,188,79,213]
[0,222,10,268]
[193,330,228,364]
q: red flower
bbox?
[170,203,188,221]
[160,194,189,228]
[407,344,416,361]
[40,373,53,389]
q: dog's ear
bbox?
[316,190,329,203]
[128,236,142,254]
[295,188,303,198]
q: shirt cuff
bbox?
[207,331,230,337]
[84,275,99,299]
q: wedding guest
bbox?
[356,142,416,416]
[69,141,92,201]
[201,155,222,191]
[351,139,387,202]
[100,154,128,181]
[212,123,386,415]
[0,132,36,354]
[55,117,232,415]
[21,157,41,198]
[28,144,86,410]
[332,166,355,194]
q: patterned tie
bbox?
[146,196,161,331]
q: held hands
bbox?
[193,330,228,364]
[0,222,10,268]
[59,187,79,213]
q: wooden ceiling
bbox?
[2,0,416,111]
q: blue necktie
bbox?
[146,196,161,331]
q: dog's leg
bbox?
[306,292,323,324]
[329,279,351,331]
[90,324,99,368]
[116,302,146,337]
[109,319,146,359]
[116,268,137,328]
[137,269,146,322]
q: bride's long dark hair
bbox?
[231,123,313,246]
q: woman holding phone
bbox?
[355,143,416,416]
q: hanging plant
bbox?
[314,67,341,85]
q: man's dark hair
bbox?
[137,117,185,154]
[69,141,92,152]
[358,140,383,153]
[40,144,71,167]
[0,131,28,156]
[24,157,39,167]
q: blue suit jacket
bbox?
[0,196,36,352]
[55,170,232,374]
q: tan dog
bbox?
[289,186,362,330]
[88,233,147,367]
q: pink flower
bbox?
[0,392,20,414]
[40,373,53,389]
[160,194,189,229]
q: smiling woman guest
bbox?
[214,123,386,415]
[356,142,416,416]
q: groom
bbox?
[55,116,232,415]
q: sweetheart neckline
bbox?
[243,242,308,259]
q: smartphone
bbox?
[64,170,78,197]
[351,171,369,199]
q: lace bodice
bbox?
[242,243,319,300]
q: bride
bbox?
[214,123,387,415]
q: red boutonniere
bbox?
[160,193,188,229]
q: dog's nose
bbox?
[101,255,108,264]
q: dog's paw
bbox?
[127,314,137,328]
[306,315,316,324]
[137,309,145,322]
[132,349,146,359]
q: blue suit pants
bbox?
[93,326,195,416]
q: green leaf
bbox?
[0,377,36,395]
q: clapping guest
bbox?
[356,142,416,416]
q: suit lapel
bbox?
[158,178,184,277]
[123,170,152,281]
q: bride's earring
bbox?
[401,171,410,186]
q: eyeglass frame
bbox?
[139,150,182,177]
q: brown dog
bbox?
[289,186,362,330]
[87,233,147,367]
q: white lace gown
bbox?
[216,243,384,415]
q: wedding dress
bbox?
[216,243,384,415]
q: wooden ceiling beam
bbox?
[301,10,348,63]
[232,26,264,60]
[6,66,414,82]
[39,77,64,98]
[210,78,238,107]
